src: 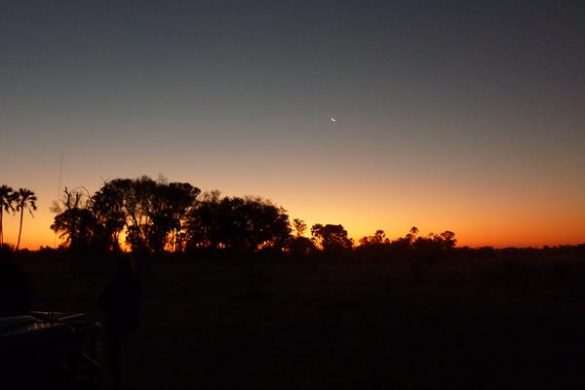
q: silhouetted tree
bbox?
[93,176,200,254]
[0,185,16,246]
[359,229,388,246]
[412,230,458,261]
[438,230,457,250]
[52,176,200,253]
[123,176,158,254]
[92,179,129,252]
[15,188,37,250]
[187,193,290,252]
[356,227,457,260]
[51,187,103,252]
[287,236,317,255]
[292,218,307,237]
[186,191,222,249]
[311,223,353,253]
[150,181,200,253]
[286,218,316,255]
[405,226,419,243]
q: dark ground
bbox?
[19,251,585,389]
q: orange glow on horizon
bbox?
[7,204,584,251]
[3,173,584,251]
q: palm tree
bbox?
[0,185,16,246]
[1,185,17,246]
[15,188,37,250]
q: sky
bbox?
[1,0,584,249]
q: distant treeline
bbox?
[12,175,580,258]
[12,175,458,257]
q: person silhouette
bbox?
[98,256,142,389]
[0,246,31,316]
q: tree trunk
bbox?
[16,207,24,250]
[0,209,3,246]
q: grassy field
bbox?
[20,251,585,389]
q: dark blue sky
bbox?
[1,0,584,247]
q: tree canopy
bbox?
[186,193,290,252]
[45,175,459,258]
[311,224,353,253]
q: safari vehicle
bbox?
[0,311,102,389]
